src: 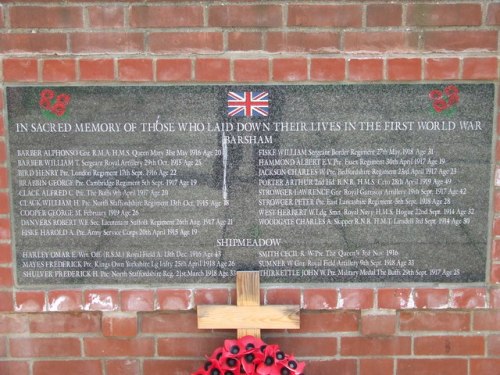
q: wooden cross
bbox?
[197,271,300,338]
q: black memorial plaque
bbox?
[6,84,495,285]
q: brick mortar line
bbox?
[0,1,495,5]
[2,5,10,30]
[497,9,500,54]
[1,332,496,338]
[151,56,157,83]
[0,357,488,364]
[141,330,499,340]
[1,81,497,87]
[458,57,465,80]
[4,284,500,291]
[0,53,498,59]
[7,305,497,313]
[1,26,498,32]
[482,0,491,25]
[202,3,208,28]
[0,355,480,361]
[2,334,499,340]
[123,3,130,29]
[382,58,388,81]
[401,0,409,28]
[5,334,109,341]
[0,1,410,6]
[361,2,367,29]
[81,4,89,29]
[0,329,498,337]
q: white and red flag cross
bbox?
[227,91,269,117]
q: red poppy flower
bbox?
[51,102,67,117]
[239,336,266,353]
[275,362,305,375]
[447,93,459,106]
[220,355,242,375]
[256,345,282,375]
[444,85,459,96]
[221,352,241,369]
[432,98,448,113]
[279,356,306,374]
[39,98,52,110]
[224,339,244,356]
[56,93,71,105]
[428,89,443,100]
[204,358,224,375]
[212,346,224,358]
[40,89,55,100]
[240,351,260,373]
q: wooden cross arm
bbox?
[196,272,301,338]
[197,305,300,330]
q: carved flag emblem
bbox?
[227,91,269,117]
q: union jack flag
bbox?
[227,91,269,117]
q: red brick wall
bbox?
[0,1,499,374]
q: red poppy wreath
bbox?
[192,336,306,375]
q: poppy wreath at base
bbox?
[192,336,306,375]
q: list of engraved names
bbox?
[15,138,483,283]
